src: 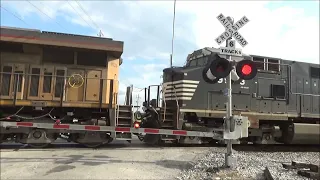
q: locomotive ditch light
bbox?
[133,121,140,128]
[202,54,232,84]
[236,60,257,80]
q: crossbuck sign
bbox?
[215,13,249,48]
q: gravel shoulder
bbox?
[177,147,320,180]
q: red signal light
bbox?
[241,64,252,75]
[236,60,257,80]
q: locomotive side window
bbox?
[0,66,13,96]
[43,72,52,93]
[253,57,264,70]
[197,57,208,66]
[271,84,286,99]
[54,69,66,98]
[310,67,320,79]
[29,68,41,97]
[13,71,23,92]
[189,60,197,66]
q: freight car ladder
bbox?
[115,86,133,140]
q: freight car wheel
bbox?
[143,119,161,146]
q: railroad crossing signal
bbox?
[235,59,257,80]
[202,54,232,84]
[211,13,252,169]
[215,13,249,47]
[202,54,257,84]
[220,39,243,57]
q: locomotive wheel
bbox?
[82,142,104,148]
[77,131,113,148]
[143,119,161,146]
[27,129,57,148]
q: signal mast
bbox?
[202,14,256,168]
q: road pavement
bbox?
[0,138,211,180]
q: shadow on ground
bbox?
[0,154,194,176]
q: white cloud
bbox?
[2,0,319,105]
[3,1,319,63]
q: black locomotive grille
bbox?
[29,68,40,97]
[54,70,65,98]
[0,66,12,96]
[43,72,52,93]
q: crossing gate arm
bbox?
[0,121,224,139]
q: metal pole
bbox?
[226,54,233,157]
[170,0,176,68]
[223,16,237,168]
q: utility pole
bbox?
[170,0,176,68]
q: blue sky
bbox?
[1,0,319,103]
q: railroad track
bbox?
[264,161,320,180]
[1,139,319,152]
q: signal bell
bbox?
[202,54,232,84]
[235,59,257,80]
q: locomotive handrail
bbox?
[172,85,180,129]
[0,71,123,106]
[0,72,117,80]
[116,103,120,126]
[161,84,167,122]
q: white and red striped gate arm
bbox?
[0,121,223,138]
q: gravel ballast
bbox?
[177,147,320,180]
